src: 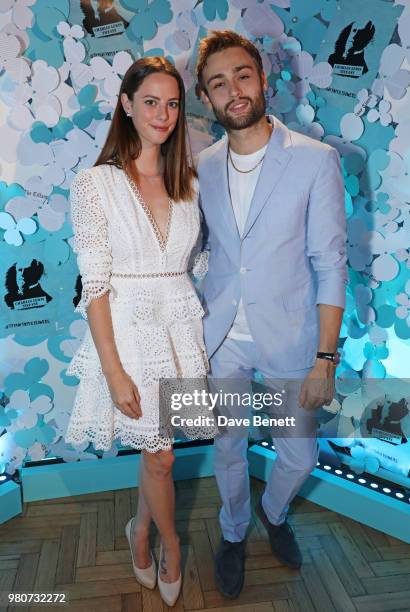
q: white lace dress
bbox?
[65,163,214,452]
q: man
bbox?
[195,30,347,598]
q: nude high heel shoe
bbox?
[125,517,156,589]
[157,543,182,607]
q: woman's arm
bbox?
[87,294,141,419]
[70,169,141,419]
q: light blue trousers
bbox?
[209,337,319,542]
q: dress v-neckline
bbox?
[124,171,173,252]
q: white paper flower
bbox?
[0,31,30,82]
[372,44,410,100]
[16,131,54,166]
[368,324,388,345]
[0,432,26,475]
[7,80,33,130]
[56,21,84,40]
[389,118,410,159]
[395,248,410,268]
[30,60,61,126]
[60,319,88,358]
[367,99,392,126]
[347,217,373,271]
[49,437,99,461]
[8,60,61,129]
[0,122,21,163]
[0,211,36,246]
[28,441,46,461]
[365,230,406,281]
[395,282,410,325]
[65,122,111,170]
[355,284,375,324]
[379,11,410,72]
[40,139,80,189]
[0,9,30,50]
[90,51,133,107]
[0,0,35,31]
[290,51,332,98]
[324,113,366,159]
[6,389,52,431]
[354,88,378,117]
[56,21,93,92]
[380,151,410,202]
[231,0,285,37]
[288,103,324,140]
[6,176,70,231]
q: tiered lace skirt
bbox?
[65,273,215,452]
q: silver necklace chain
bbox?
[228,147,266,173]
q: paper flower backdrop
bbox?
[0,0,409,476]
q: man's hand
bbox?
[299,359,335,411]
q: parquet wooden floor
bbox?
[1,476,410,612]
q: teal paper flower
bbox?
[4,357,53,399]
[120,0,173,41]
[202,0,229,21]
[73,85,105,130]
[25,2,69,68]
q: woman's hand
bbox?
[105,368,142,419]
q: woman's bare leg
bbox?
[140,448,180,582]
[132,454,153,568]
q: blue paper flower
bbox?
[73,85,105,130]
[4,358,52,399]
[120,0,173,41]
[202,0,229,21]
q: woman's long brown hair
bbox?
[94,56,196,202]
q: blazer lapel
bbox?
[208,136,240,240]
[242,116,293,239]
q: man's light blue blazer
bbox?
[197,115,348,373]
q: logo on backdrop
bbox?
[69,0,135,60]
[316,0,403,110]
[80,0,129,38]
[328,20,376,78]
[5,260,53,311]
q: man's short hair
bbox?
[196,30,263,96]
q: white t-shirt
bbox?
[226,143,268,342]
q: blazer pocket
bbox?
[282,281,316,312]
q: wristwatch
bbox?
[316,351,341,365]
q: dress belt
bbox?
[111,271,186,279]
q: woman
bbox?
[65,57,214,607]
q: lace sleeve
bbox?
[70,169,113,319]
[188,182,209,280]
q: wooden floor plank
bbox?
[353,589,410,611]
[97,500,115,552]
[286,580,316,612]
[309,547,356,612]
[77,511,97,567]
[329,522,375,577]
[319,534,366,597]
[190,530,215,592]
[181,544,204,610]
[55,524,80,585]
[33,539,60,591]
[361,574,410,594]
[114,490,131,541]
[370,559,410,576]
[1,475,409,611]
[299,552,336,612]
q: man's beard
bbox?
[212,88,266,131]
